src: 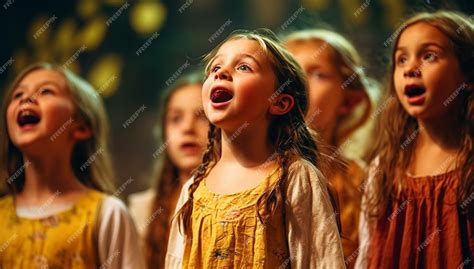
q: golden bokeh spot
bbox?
[77,0,100,19]
[28,15,53,48]
[302,0,329,11]
[76,16,107,50]
[54,18,78,59]
[382,0,405,28]
[341,0,369,26]
[130,1,166,35]
[87,54,122,97]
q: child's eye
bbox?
[40,88,54,95]
[169,115,182,124]
[310,71,325,79]
[12,91,23,100]
[396,56,408,65]
[423,52,437,62]
[237,64,252,72]
[210,65,220,73]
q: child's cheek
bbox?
[6,105,17,135]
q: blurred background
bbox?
[1,0,472,197]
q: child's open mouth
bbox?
[404,85,426,105]
[17,109,41,128]
[210,88,233,104]
[180,142,200,155]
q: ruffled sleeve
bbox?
[165,177,193,269]
[285,159,346,269]
[98,196,146,269]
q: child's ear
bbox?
[338,89,366,115]
[269,94,294,116]
[71,119,92,141]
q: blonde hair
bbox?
[0,63,115,194]
[283,29,380,158]
[366,10,474,217]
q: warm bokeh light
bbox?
[130,1,166,35]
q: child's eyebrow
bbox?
[307,64,323,70]
[12,81,64,98]
[212,53,262,69]
[12,84,27,92]
[395,42,446,53]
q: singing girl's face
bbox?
[393,22,468,120]
[202,38,277,132]
[7,69,84,152]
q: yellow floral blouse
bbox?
[0,190,103,268]
[166,159,346,269]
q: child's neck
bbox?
[219,124,274,168]
[416,114,461,151]
[409,115,462,176]
[18,151,87,204]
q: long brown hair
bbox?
[176,29,339,236]
[365,11,474,217]
[0,63,114,194]
[145,70,205,268]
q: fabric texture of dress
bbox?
[330,159,365,269]
[0,189,146,268]
[356,161,474,269]
[166,158,346,269]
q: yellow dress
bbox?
[0,190,104,268]
[183,168,290,268]
[167,159,346,269]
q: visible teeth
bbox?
[21,111,33,117]
[17,110,40,126]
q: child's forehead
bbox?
[17,69,67,89]
[217,38,271,61]
[396,22,451,50]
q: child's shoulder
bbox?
[288,157,324,179]
[101,193,130,213]
[286,158,327,192]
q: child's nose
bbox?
[182,115,196,132]
[403,60,422,78]
[19,92,37,104]
[214,68,231,80]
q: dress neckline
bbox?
[203,167,280,197]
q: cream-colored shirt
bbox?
[128,188,156,240]
[165,159,346,269]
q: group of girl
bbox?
[0,9,472,269]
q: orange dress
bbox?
[330,160,365,269]
[367,170,474,268]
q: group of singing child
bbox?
[0,10,472,269]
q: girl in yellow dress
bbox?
[0,63,145,268]
[166,29,345,268]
